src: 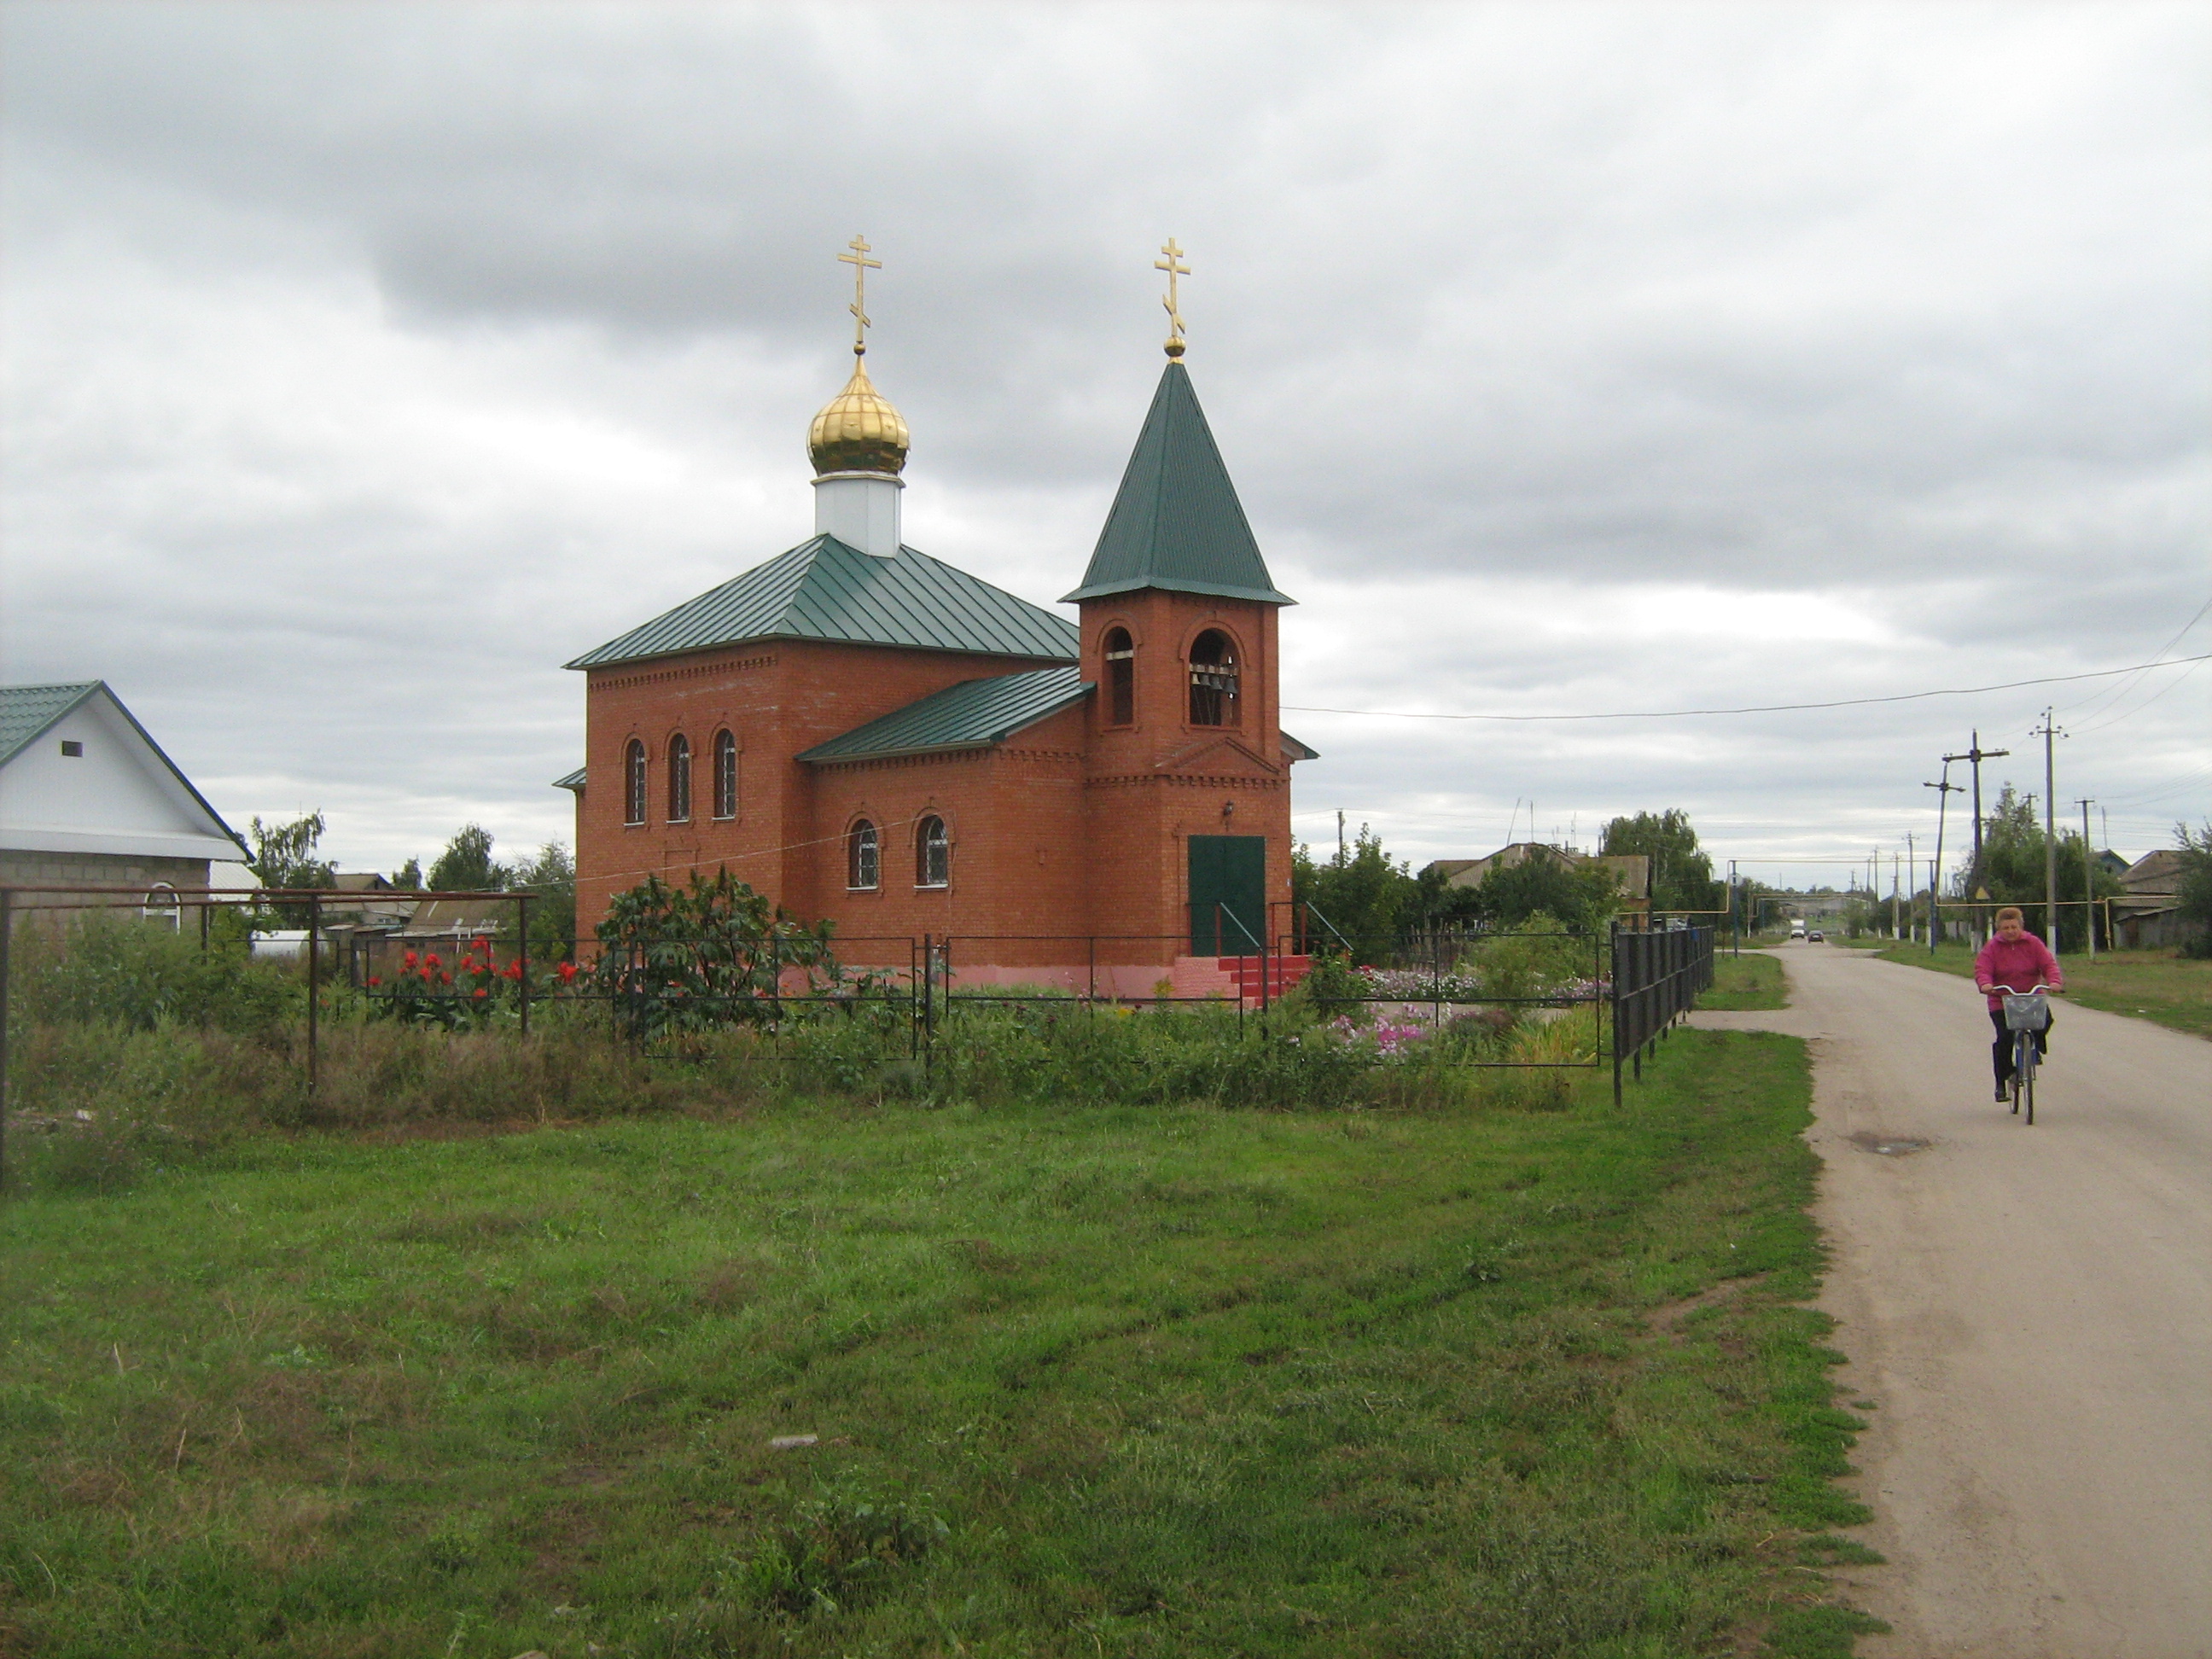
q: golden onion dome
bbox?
[806,352,910,476]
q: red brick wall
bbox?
[1077,591,1293,952]
[571,593,1295,963]
[574,640,1062,941]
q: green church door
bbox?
[1188,835,1267,956]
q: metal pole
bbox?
[517,892,531,1037]
[2032,708,2064,952]
[0,888,11,1193]
[1610,920,1622,1107]
[1925,765,1958,953]
[1906,835,1916,943]
[2078,798,2097,961]
[306,894,321,1097]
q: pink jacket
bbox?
[1974,933,2063,1010]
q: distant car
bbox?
[1807,929,1825,942]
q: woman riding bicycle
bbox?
[1973,906,2064,1103]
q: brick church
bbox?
[561,253,1313,992]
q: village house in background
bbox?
[1423,842,1652,922]
[0,680,246,919]
[558,242,1314,994]
[2110,848,2197,950]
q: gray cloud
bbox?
[3,1,2205,879]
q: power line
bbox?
[2058,593,2212,719]
[1282,654,2212,724]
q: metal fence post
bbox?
[1610,921,1623,1107]
[0,888,11,1191]
[517,892,532,1038]
[306,893,321,1097]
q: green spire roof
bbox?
[1062,362,1292,607]
[567,535,1079,670]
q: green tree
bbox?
[392,857,423,890]
[1600,809,1720,913]
[1970,786,2124,940]
[1417,851,1621,932]
[2168,821,2212,958]
[428,824,505,893]
[1292,824,1418,952]
[247,811,332,892]
[512,841,578,961]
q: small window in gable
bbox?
[916,815,950,888]
[625,739,648,825]
[1188,629,1239,726]
[1103,627,1134,725]
[713,730,737,819]
[61,740,84,757]
[848,820,879,890]
[667,734,692,823]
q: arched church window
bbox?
[667,735,692,823]
[848,820,879,890]
[625,740,648,825]
[713,730,738,819]
[916,815,950,888]
[1103,627,1135,725]
[1188,630,1239,726]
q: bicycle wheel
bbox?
[2023,1038,2036,1126]
[2011,1032,2025,1115]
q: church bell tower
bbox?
[1065,242,1297,956]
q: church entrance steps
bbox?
[1224,952,1312,1001]
[1167,952,1313,1005]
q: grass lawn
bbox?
[1697,953,1788,1012]
[1871,942,2212,1039]
[1,1032,1882,1658]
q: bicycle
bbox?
[1994,982,2056,1126]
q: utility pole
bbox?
[1906,833,1916,943]
[1890,852,1901,940]
[1336,809,1345,864]
[2076,798,2098,961]
[1925,765,1961,953]
[2031,708,2066,951]
[1944,731,2010,946]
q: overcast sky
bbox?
[3,1,2206,891]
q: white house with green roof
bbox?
[0,681,247,911]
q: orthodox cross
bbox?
[1155,236,1189,358]
[839,234,881,357]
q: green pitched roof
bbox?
[798,666,1091,765]
[1062,362,1293,607]
[2,681,102,765]
[567,535,1079,670]
[552,767,586,792]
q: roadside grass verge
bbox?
[1871,941,2210,1039]
[1698,952,1787,1012]
[0,1031,1880,1658]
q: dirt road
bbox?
[1691,945,2211,1657]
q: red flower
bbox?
[556,961,579,984]
[366,976,382,987]
[501,962,522,980]
[403,951,418,970]
[440,971,453,985]
[473,987,488,1000]
[425,952,443,969]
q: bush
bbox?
[9,912,297,1034]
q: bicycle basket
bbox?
[2003,992,2050,1032]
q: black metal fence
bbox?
[1610,923,1715,1104]
[1,889,1729,1185]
